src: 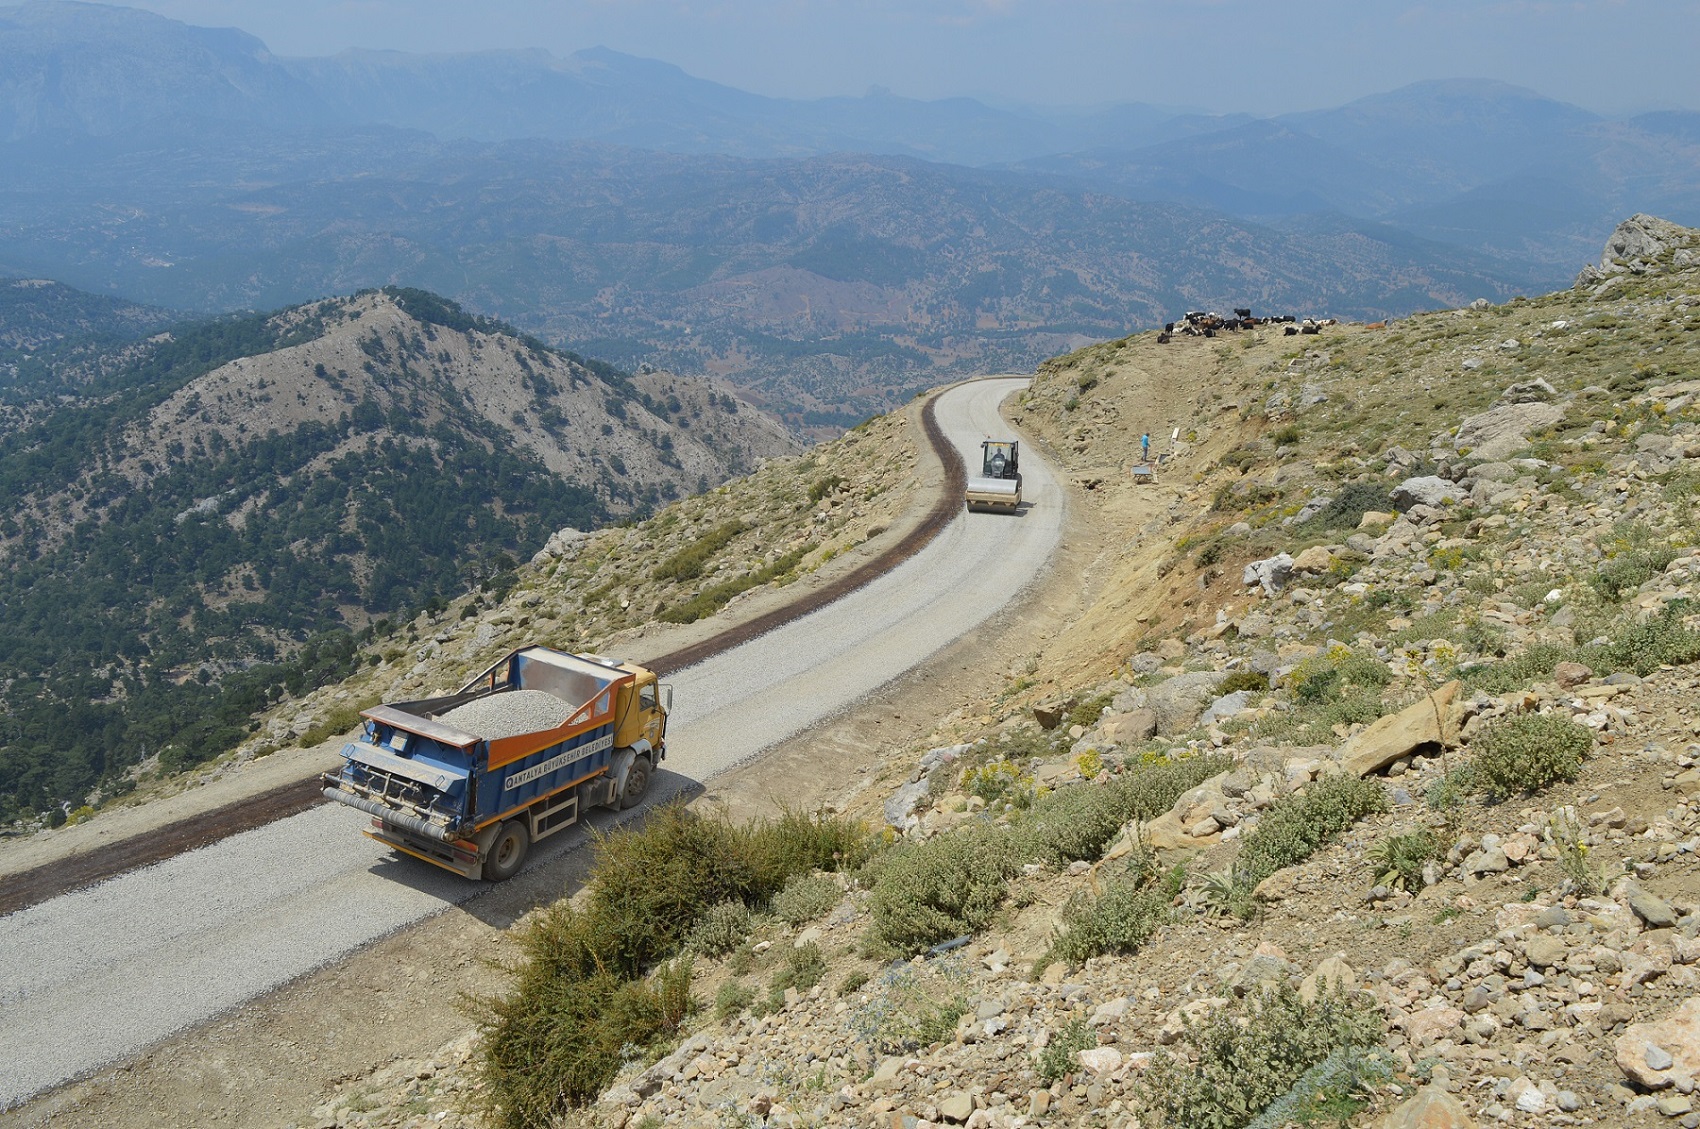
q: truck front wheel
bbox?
[619,757,652,810]
[484,820,531,881]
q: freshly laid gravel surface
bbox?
[437,690,574,740]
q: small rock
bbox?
[1406,1006,1466,1048]
[937,1092,975,1123]
[1628,884,1680,929]
[1508,1076,1546,1113]
[1077,1047,1122,1076]
[1658,1093,1695,1118]
[1526,935,1567,969]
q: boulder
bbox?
[1032,699,1072,730]
[1243,553,1294,596]
[1101,708,1158,744]
[883,781,930,829]
[1145,671,1226,735]
[1392,476,1466,511]
[1500,378,1558,404]
[1452,401,1566,462]
[1291,545,1335,574]
[1200,691,1251,726]
[1576,214,1700,287]
[1615,997,1700,1089]
[1337,681,1459,777]
[1377,1085,1477,1129]
[1525,935,1568,970]
[1144,807,1222,850]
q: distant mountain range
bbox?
[1,2,1696,419]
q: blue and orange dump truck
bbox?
[321,645,669,880]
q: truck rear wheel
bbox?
[484,820,530,881]
[619,757,652,810]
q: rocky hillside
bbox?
[75,215,1700,1129]
[0,285,795,823]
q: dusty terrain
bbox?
[12,218,1700,1129]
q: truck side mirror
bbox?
[662,684,673,713]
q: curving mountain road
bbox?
[0,377,1062,1110]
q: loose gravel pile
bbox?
[437,690,574,740]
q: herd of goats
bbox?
[1156,308,1336,342]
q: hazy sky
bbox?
[123,0,1699,115]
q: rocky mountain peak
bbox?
[1575,213,1700,291]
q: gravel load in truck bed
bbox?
[437,689,576,740]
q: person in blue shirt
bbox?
[1141,432,1151,461]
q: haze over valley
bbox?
[2,2,1697,425]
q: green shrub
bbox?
[1218,670,1270,695]
[1219,446,1261,472]
[863,826,1022,957]
[684,901,752,957]
[770,873,842,925]
[1235,774,1388,896]
[1038,1019,1099,1083]
[1470,713,1591,799]
[1306,480,1395,530]
[774,942,826,992]
[849,957,970,1054]
[837,970,870,997]
[1270,424,1302,447]
[658,545,811,623]
[961,759,1037,808]
[473,960,692,1128]
[1593,602,1700,675]
[300,703,366,747]
[1592,553,1666,602]
[1425,762,1479,812]
[1066,691,1116,730]
[864,754,1227,957]
[807,475,845,503]
[1367,829,1439,891]
[1018,758,1219,868]
[1589,524,1678,602]
[1042,865,1183,967]
[715,979,755,1022]
[1243,1046,1395,1129]
[652,520,747,582]
[1459,641,1571,693]
[1136,984,1384,1129]
[473,805,865,1124]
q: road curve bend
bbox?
[0,377,1060,1110]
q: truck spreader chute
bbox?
[321,646,668,880]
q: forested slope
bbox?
[0,287,795,822]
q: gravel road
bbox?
[0,377,1059,1110]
